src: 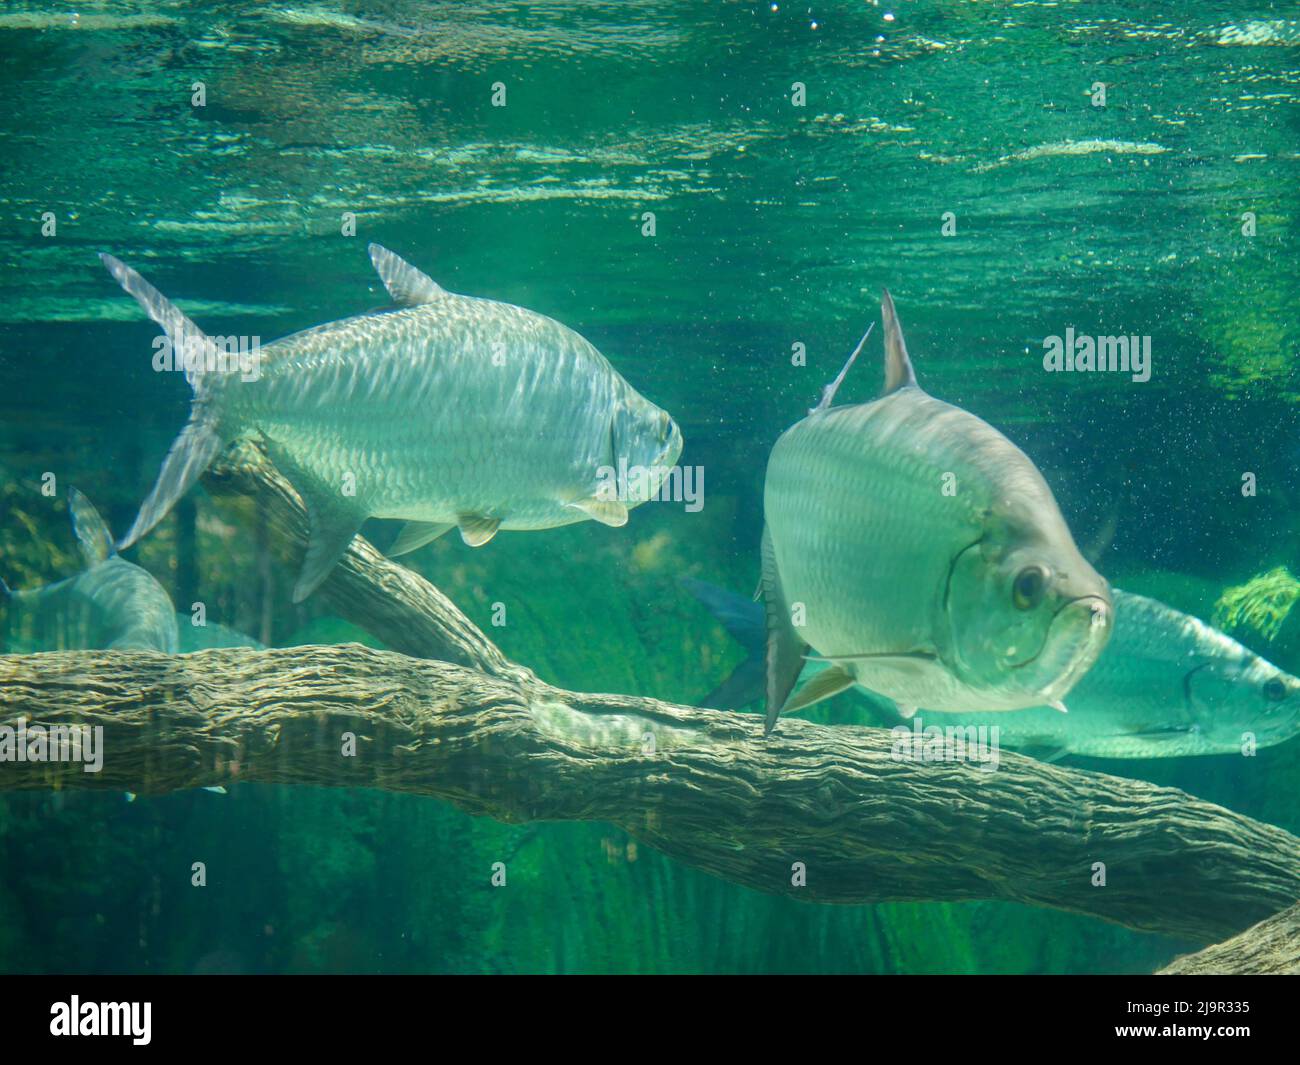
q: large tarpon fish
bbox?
[1,490,178,653]
[685,580,1300,758]
[760,291,1113,732]
[101,245,683,601]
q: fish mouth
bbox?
[1011,594,1111,695]
[659,419,684,468]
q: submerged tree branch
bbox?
[3,642,1300,946]
[1158,901,1300,974]
[1,440,1297,951]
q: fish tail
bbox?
[679,577,767,709]
[100,254,229,551]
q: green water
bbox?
[0,1,1298,973]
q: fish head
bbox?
[1183,649,1300,750]
[613,393,683,503]
[944,521,1113,705]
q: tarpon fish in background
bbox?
[684,580,1300,758]
[1,490,178,653]
[175,616,265,653]
[759,291,1113,732]
[101,245,683,602]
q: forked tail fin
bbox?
[100,254,228,550]
[680,577,766,709]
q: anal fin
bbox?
[388,520,453,557]
[263,441,368,604]
[296,495,367,603]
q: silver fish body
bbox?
[760,291,1112,730]
[229,296,671,530]
[686,580,1300,758]
[1,490,177,654]
[175,615,265,653]
[102,245,682,601]
[923,589,1300,758]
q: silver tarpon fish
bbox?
[930,589,1300,758]
[685,580,1300,758]
[1,490,178,653]
[175,615,266,653]
[760,291,1113,732]
[101,245,683,601]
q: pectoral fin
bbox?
[1126,724,1194,738]
[782,665,855,715]
[760,525,808,734]
[1020,742,1071,764]
[388,520,453,557]
[457,514,501,547]
[807,650,937,665]
[566,497,629,527]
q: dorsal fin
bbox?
[68,488,114,565]
[880,288,918,395]
[813,322,874,412]
[368,244,447,306]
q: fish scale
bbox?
[686,581,1300,759]
[759,290,1113,732]
[231,302,622,519]
[900,589,1300,758]
[771,396,992,660]
[100,245,682,602]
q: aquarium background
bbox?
[1,0,1297,973]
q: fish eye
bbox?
[1264,677,1287,702]
[1011,565,1048,610]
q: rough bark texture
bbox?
[1158,901,1300,974]
[1,441,1297,951]
[5,643,1300,945]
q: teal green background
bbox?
[1,1,1297,972]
